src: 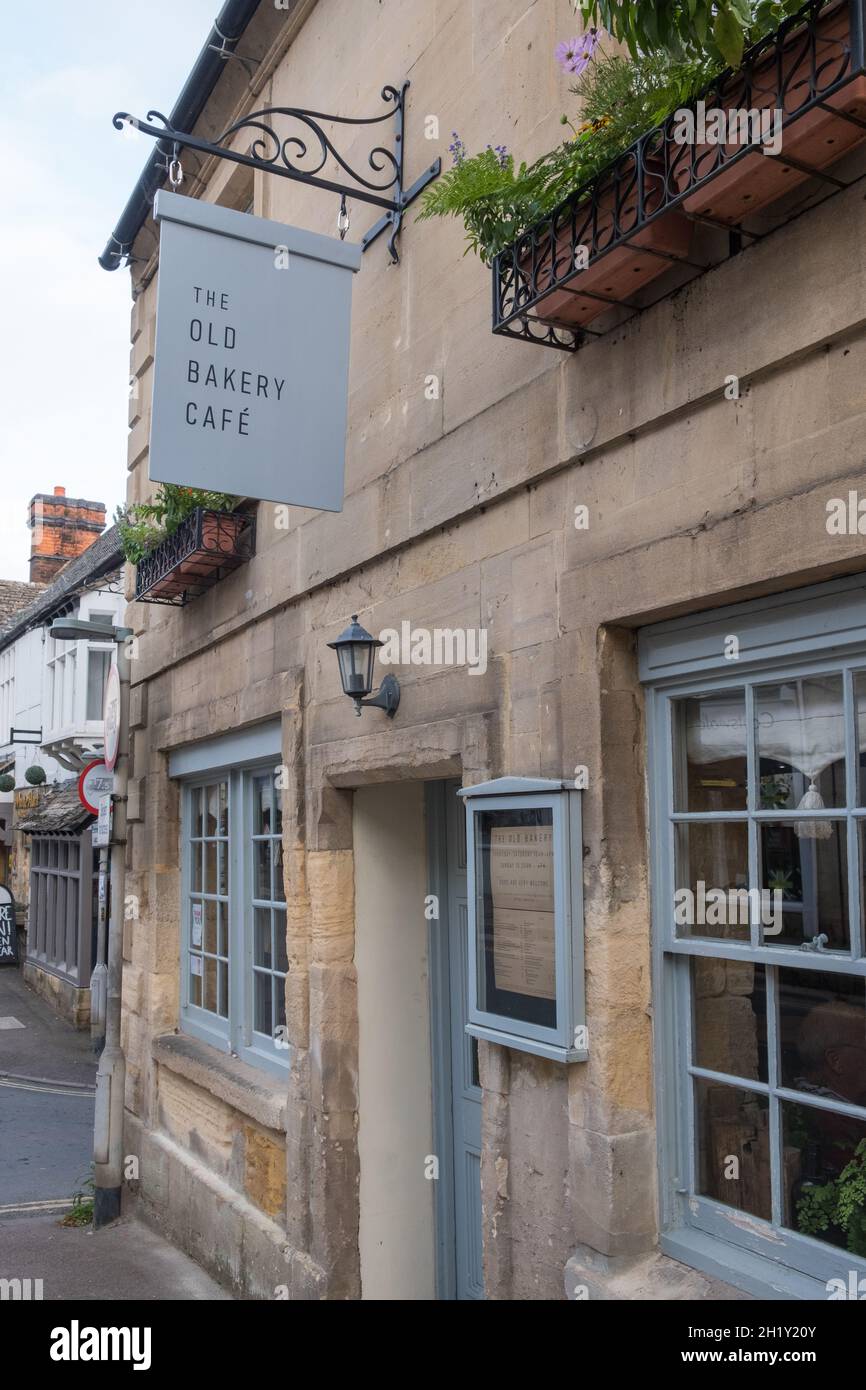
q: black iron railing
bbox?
[493,0,866,350]
[135,507,256,606]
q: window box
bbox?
[134,507,255,607]
[671,0,866,224]
[494,0,866,351]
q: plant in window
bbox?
[115,484,239,566]
[797,1139,866,1257]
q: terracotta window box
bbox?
[134,507,256,606]
[493,0,866,351]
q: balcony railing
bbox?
[134,507,256,607]
[493,0,866,350]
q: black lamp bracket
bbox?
[113,80,440,264]
[355,674,401,719]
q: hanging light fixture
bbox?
[327,615,400,718]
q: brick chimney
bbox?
[28,487,106,585]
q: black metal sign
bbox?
[0,885,18,966]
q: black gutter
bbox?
[98,0,262,271]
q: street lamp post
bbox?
[50,617,132,1229]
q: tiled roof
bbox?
[0,580,43,629]
[0,524,124,649]
[15,780,94,835]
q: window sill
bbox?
[661,1228,834,1301]
[153,1032,287,1133]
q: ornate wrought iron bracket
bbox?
[113,81,440,264]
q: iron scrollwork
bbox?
[113,81,440,263]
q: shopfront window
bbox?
[182,761,288,1073]
[645,586,866,1293]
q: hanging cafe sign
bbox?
[112,84,440,512]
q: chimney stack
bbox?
[28,487,106,585]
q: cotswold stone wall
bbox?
[120,0,866,1298]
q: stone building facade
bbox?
[113,0,866,1299]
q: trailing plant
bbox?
[417,44,713,263]
[115,484,238,566]
[575,0,812,69]
[797,1139,866,1257]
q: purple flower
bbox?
[449,131,467,166]
[486,142,509,169]
[555,28,599,76]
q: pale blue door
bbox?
[443,782,483,1300]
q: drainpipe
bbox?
[98,0,263,271]
[92,638,130,1228]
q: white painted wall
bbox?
[354,781,436,1301]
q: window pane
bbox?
[673,691,747,812]
[755,676,846,810]
[778,967,866,1107]
[674,821,750,941]
[86,649,112,721]
[274,783,283,837]
[217,781,228,837]
[218,842,229,897]
[204,842,217,896]
[192,844,202,893]
[254,842,271,901]
[759,821,849,950]
[253,775,271,835]
[692,959,768,1083]
[218,902,228,959]
[190,787,203,838]
[854,670,866,805]
[218,961,229,1019]
[695,1078,771,1221]
[783,1100,866,1253]
[273,839,285,904]
[203,954,218,1014]
[253,970,272,1035]
[189,956,202,1006]
[474,807,557,1030]
[274,975,286,1029]
[254,907,272,967]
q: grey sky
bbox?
[0,0,222,580]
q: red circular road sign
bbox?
[78,760,113,816]
[103,664,121,771]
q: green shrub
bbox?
[115,484,238,566]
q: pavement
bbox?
[0,966,231,1300]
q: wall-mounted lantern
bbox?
[328,615,400,718]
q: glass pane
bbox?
[254,907,273,968]
[190,787,203,837]
[218,842,229,898]
[274,976,286,1030]
[189,958,202,1007]
[253,775,271,836]
[778,967,866,1106]
[253,970,272,1035]
[695,1078,771,1221]
[783,1101,866,1253]
[203,898,218,956]
[204,842,217,896]
[192,844,202,892]
[86,649,112,721]
[474,807,556,1030]
[274,782,283,836]
[203,954,218,1013]
[692,959,768,1083]
[218,902,228,958]
[273,839,285,903]
[217,781,228,837]
[254,842,271,901]
[274,911,288,974]
[755,676,846,810]
[759,821,849,950]
[205,783,220,836]
[673,690,747,812]
[218,961,229,1019]
[856,670,866,805]
[674,821,750,941]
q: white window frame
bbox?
[642,576,866,1299]
[174,723,288,1077]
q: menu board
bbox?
[488,825,555,999]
